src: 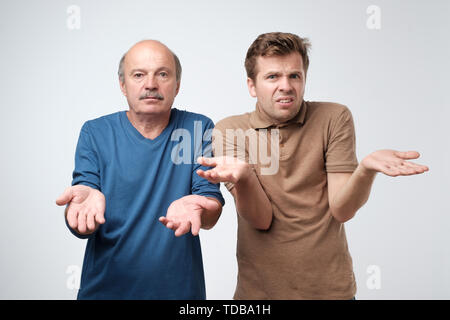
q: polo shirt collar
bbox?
[249,100,307,129]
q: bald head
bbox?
[118,40,182,83]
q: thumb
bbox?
[199,197,220,212]
[394,150,420,160]
[56,187,74,206]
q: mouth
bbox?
[275,96,295,106]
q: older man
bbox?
[197,32,429,299]
[56,40,224,299]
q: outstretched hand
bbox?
[159,195,220,237]
[196,156,251,185]
[56,185,106,235]
[361,150,429,177]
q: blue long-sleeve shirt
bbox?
[69,108,224,299]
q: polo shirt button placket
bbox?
[279,129,284,148]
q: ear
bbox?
[247,77,257,98]
[175,80,181,96]
[119,78,127,97]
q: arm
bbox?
[57,122,105,238]
[197,156,273,230]
[160,117,225,236]
[328,150,429,223]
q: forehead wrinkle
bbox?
[124,42,176,75]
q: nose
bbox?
[144,75,158,90]
[278,76,294,93]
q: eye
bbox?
[159,71,168,77]
[134,73,144,78]
[267,74,277,80]
[290,74,301,79]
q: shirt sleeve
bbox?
[67,122,101,239]
[191,118,225,206]
[325,107,359,173]
[71,122,101,190]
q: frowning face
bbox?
[247,52,306,124]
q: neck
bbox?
[126,108,171,140]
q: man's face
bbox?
[120,41,180,116]
[247,52,306,124]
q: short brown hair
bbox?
[245,32,311,80]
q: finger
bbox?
[197,156,218,168]
[56,187,74,206]
[160,217,178,231]
[77,212,87,234]
[86,211,96,231]
[190,214,201,236]
[399,162,425,175]
[198,170,221,184]
[167,221,179,230]
[402,161,429,173]
[394,150,420,160]
[206,168,234,183]
[196,169,207,178]
[159,216,168,226]
[210,170,219,180]
[66,207,79,229]
[175,222,191,237]
[199,197,221,212]
[388,161,426,175]
[94,211,106,225]
[397,166,417,176]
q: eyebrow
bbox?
[129,67,172,75]
[129,68,147,74]
[263,70,303,77]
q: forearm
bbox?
[330,164,377,222]
[233,169,272,230]
[201,197,223,230]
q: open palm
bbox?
[361,150,429,177]
[56,185,106,235]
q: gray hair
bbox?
[118,47,182,83]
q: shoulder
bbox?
[306,101,352,119]
[173,108,215,128]
[174,108,214,123]
[305,101,355,130]
[215,113,252,131]
[83,111,122,132]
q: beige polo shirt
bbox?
[213,100,359,299]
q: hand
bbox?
[196,156,252,185]
[56,185,106,235]
[360,150,429,177]
[159,195,220,237]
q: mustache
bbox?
[139,90,164,100]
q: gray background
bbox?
[0,0,448,299]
